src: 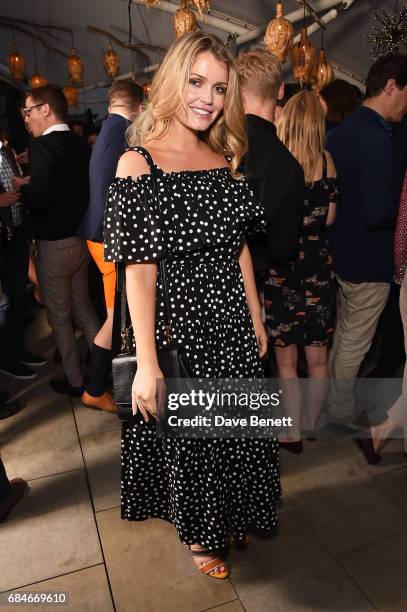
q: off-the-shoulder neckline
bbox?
[124,146,230,176]
[113,164,230,182]
[155,163,229,176]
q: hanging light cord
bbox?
[128,0,134,76]
[128,0,133,45]
[32,37,37,67]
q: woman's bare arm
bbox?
[238,242,268,358]
[239,242,261,319]
[325,150,337,227]
[126,263,163,420]
[126,263,158,366]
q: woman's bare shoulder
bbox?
[116,149,151,179]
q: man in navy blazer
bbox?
[327,54,407,420]
[78,80,143,242]
[77,80,143,412]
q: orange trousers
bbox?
[87,240,116,309]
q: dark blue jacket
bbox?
[327,106,406,283]
[77,113,129,242]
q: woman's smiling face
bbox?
[175,51,229,132]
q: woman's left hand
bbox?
[252,316,268,359]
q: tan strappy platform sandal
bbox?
[189,546,229,579]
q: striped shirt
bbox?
[0,144,24,227]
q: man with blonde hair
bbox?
[236,49,304,281]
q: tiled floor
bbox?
[1,307,407,611]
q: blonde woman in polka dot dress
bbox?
[104,32,281,579]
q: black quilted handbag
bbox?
[111,149,190,420]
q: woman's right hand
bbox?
[131,363,164,421]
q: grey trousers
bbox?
[328,275,390,418]
[36,237,99,387]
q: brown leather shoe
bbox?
[0,478,28,523]
[81,390,117,413]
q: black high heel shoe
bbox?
[278,440,303,454]
[354,435,381,465]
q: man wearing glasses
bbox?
[14,84,99,397]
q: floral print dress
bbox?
[265,154,338,347]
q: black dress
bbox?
[264,155,338,347]
[104,146,281,550]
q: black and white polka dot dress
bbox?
[104,146,281,550]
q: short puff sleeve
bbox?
[238,179,267,237]
[103,176,164,263]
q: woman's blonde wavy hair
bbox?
[277,90,325,184]
[127,31,247,177]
